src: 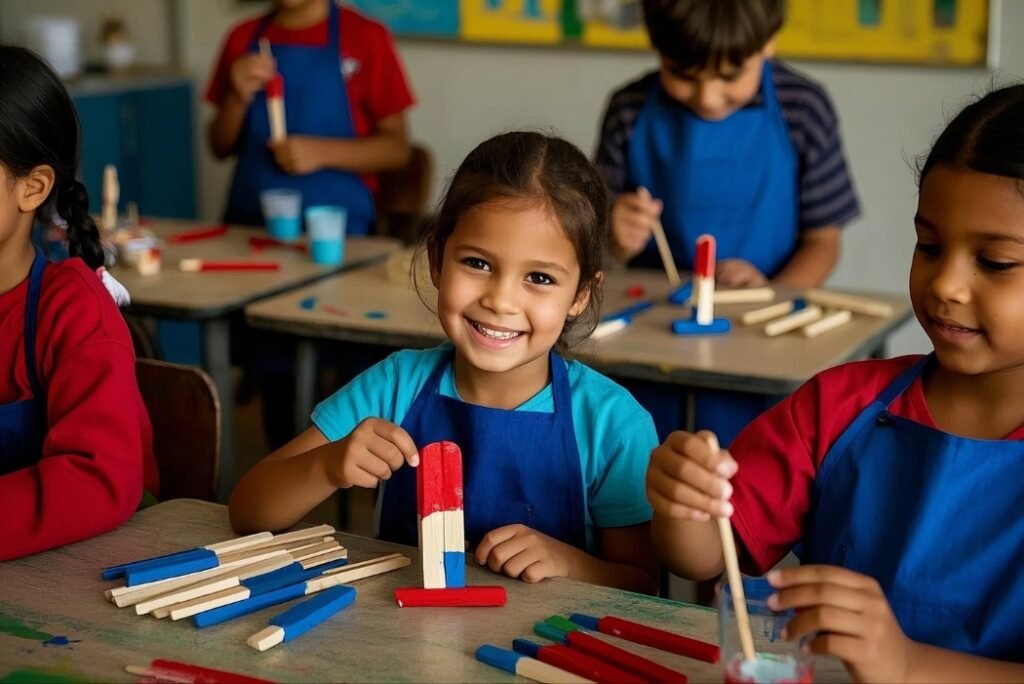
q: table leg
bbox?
[203,318,235,502]
[294,338,316,435]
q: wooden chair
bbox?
[375,143,433,244]
[136,358,220,502]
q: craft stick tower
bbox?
[395,441,506,608]
[671,233,732,335]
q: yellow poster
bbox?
[461,0,562,44]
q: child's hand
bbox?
[768,565,918,684]
[474,525,575,583]
[229,53,275,104]
[327,418,419,489]
[716,259,768,288]
[611,188,663,262]
[647,430,736,522]
[268,136,324,175]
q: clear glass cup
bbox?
[304,205,347,265]
[717,576,814,683]
[260,188,302,241]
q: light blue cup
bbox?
[305,206,347,265]
[260,189,302,241]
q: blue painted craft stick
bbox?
[194,582,307,628]
[513,638,544,659]
[125,549,219,586]
[102,548,204,581]
[475,644,585,683]
[241,557,349,596]
[443,551,465,589]
[671,317,731,335]
[601,299,654,323]
[569,613,601,630]
[667,280,694,305]
[247,586,356,652]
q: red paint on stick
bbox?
[417,442,445,517]
[149,659,275,684]
[598,616,719,663]
[440,441,463,510]
[393,586,506,608]
[566,630,688,684]
[695,234,716,279]
[537,644,645,684]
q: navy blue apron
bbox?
[624,61,797,446]
[223,1,374,234]
[626,59,798,275]
[801,355,1024,660]
[378,350,588,551]
[0,248,48,475]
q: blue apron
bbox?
[801,355,1024,660]
[626,60,798,276]
[378,350,588,551]
[223,1,374,234]
[0,248,48,476]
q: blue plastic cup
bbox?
[260,189,302,241]
[305,206,346,265]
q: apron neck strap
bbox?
[253,1,340,51]
[24,247,47,400]
[878,354,934,408]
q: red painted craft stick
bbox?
[393,586,506,608]
[179,259,280,272]
[566,630,688,684]
[165,224,228,244]
[440,441,463,511]
[147,659,274,684]
[417,442,446,517]
[249,235,308,253]
[583,615,719,663]
[537,644,645,684]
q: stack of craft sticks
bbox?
[476,613,718,683]
[101,525,411,652]
[740,289,894,338]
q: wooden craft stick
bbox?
[247,585,356,652]
[308,553,411,591]
[569,614,718,663]
[136,575,241,617]
[165,224,229,244]
[260,39,287,142]
[591,318,629,340]
[393,586,506,608]
[179,259,280,273]
[103,531,273,580]
[704,434,755,662]
[694,235,716,325]
[637,187,680,286]
[102,164,119,232]
[805,289,893,317]
[476,644,594,684]
[126,660,273,684]
[802,309,853,338]
[741,300,798,326]
[764,305,823,337]
[417,443,447,589]
[514,639,645,684]
[712,287,775,305]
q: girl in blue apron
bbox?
[646,86,1024,680]
[0,47,157,560]
[229,132,658,592]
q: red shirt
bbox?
[729,355,1024,574]
[0,259,158,561]
[205,5,416,194]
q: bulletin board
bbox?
[346,0,994,67]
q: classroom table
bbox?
[111,219,400,500]
[0,499,849,683]
[244,257,913,431]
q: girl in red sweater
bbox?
[0,46,158,560]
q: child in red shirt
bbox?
[205,0,416,232]
[648,85,1024,681]
[0,47,158,561]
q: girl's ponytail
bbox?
[55,177,104,270]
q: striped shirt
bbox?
[595,61,861,231]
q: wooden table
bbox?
[245,258,912,430]
[0,500,848,683]
[112,220,400,499]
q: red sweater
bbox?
[0,258,158,560]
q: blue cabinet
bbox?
[73,79,197,220]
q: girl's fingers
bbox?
[474,525,519,564]
[499,546,540,579]
[783,605,867,642]
[371,422,419,466]
[484,536,531,574]
[648,467,732,517]
[367,434,407,471]
[769,582,870,614]
[520,560,554,583]
[647,487,712,521]
[347,465,382,489]
[356,457,392,482]
[768,565,879,591]
[806,633,864,664]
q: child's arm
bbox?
[770,565,1024,683]
[208,52,276,158]
[647,430,739,580]
[228,418,418,534]
[267,113,412,175]
[474,523,658,594]
[773,225,841,288]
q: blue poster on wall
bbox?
[347,0,459,37]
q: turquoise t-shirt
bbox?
[312,344,656,551]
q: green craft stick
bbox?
[545,615,581,633]
[533,621,568,643]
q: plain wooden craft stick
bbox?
[805,289,893,317]
[712,287,775,305]
[741,300,795,326]
[102,165,119,232]
[637,187,681,286]
[764,305,822,337]
[803,309,853,338]
[704,434,755,662]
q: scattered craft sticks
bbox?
[476,644,594,684]
[103,531,273,580]
[805,289,893,317]
[591,300,655,340]
[568,614,718,664]
[247,585,356,652]
[514,638,645,684]
[741,299,804,326]
[125,659,273,684]
[193,554,410,628]
[179,259,280,273]
[249,235,307,253]
[704,434,755,663]
[764,305,823,337]
[711,287,775,305]
[165,224,228,244]
[637,187,681,287]
[538,616,688,684]
[803,309,853,338]
[393,586,506,608]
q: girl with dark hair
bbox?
[648,85,1024,680]
[0,46,158,560]
[231,132,658,592]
